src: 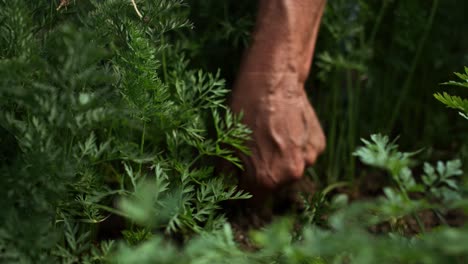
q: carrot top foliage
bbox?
[0,0,467,263]
[435,67,468,120]
[0,0,250,262]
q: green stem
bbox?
[346,71,356,181]
[161,35,168,83]
[433,209,448,226]
[322,181,350,197]
[387,0,440,132]
[138,122,146,175]
[327,71,340,184]
[413,213,426,233]
[188,154,202,169]
[401,186,426,233]
[369,0,390,46]
[67,135,75,157]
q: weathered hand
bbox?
[230,73,325,191]
[228,0,326,195]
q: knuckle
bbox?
[286,162,305,180]
[316,130,326,153]
[318,140,326,153]
[305,151,317,165]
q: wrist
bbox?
[234,71,304,98]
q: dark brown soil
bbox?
[226,171,467,250]
[226,176,318,250]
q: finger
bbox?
[303,126,326,165]
[281,147,306,181]
[302,101,326,165]
[263,144,303,186]
[304,147,318,165]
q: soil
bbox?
[226,172,467,250]
[96,168,466,250]
[225,176,318,251]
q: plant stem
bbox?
[67,135,75,157]
[413,213,426,233]
[161,35,168,83]
[433,209,448,226]
[327,71,340,184]
[346,70,356,181]
[368,0,390,46]
[138,122,146,176]
[387,0,440,132]
[131,0,143,19]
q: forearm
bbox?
[238,0,326,84]
[230,0,327,191]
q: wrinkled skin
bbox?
[231,0,326,193]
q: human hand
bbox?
[230,73,325,192]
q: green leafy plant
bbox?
[0,0,251,262]
[312,0,468,185]
[434,67,468,119]
[111,133,467,264]
[1,1,467,263]
[353,134,466,233]
[422,160,463,202]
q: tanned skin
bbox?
[230,0,327,195]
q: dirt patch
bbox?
[226,176,317,250]
[227,172,467,249]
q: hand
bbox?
[230,72,325,192]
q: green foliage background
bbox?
[185,0,468,184]
[0,0,251,262]
[0,0,467,263]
